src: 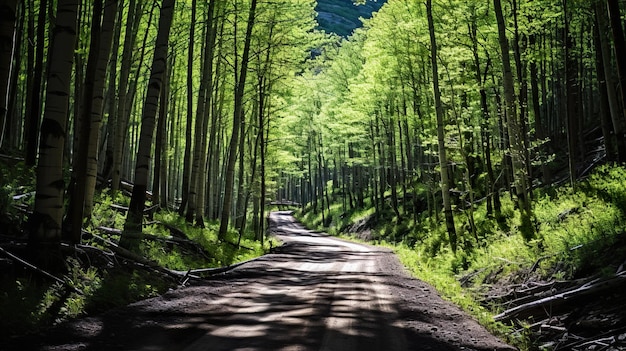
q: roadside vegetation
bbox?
[297,165,626,349]
[0,160,272,339]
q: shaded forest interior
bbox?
[1,0,626,349]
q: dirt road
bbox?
[3,211,515,350]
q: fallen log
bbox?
[0,154,24,163]
[494,272,626,322]
[120,180,153,201]
[158,221,188,239]
[494,278,591,308]
[109,203,159,215]
[88,232,197,281]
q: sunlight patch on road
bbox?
[211,324,268,338]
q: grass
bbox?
[296,164,626,349]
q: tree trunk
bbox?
[67,0,106,243]
[83,0,119,219]
[607,0,626,143]
[563,0,579,186]
[23,1,35,153]
[235,111,248,233]
[189,0,217,227]
[596,2,626,162]
[111,0,139,195]
[494,0,534,240]
[123,1,155,179]
[207,14,226,221]
[28,0,80,269]
[25,0,47,166]
[388,110,401,221]
[426,0,456,253]
[0,0,19,149]
[121,0,175,250]
[218,0,258,240]
[529,32,550,185]
[178,0,196,215]
[258,85,268,244]
[512,0,532,182]
[102,3,123,184]
[594,12,618,162]
[153,55,171,208]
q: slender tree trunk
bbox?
[66,0,106,243]
[28,0,80,268]
[388,110,401,221]
[235,112,247,232]
[596,2,626,161]
[4,2,22,151]
[192,1,217,226]
[121,0,175,250]
[426,0,456,253]
[511,0,531,179]
[218,0,258,240]
[494,0,534,240]
[23,1,35,153]
[153,55,171,207]
[111,0,139,195]
[317,134,326,225]
[607,0,626,137]
[83,0,119,219]
[123,1,155,174]
[102,2,124,185]
[186,2,214,225]
[563,0,579,186]
[207,13,226,221]
[178,0,196,215]
[0,0,19,149]
[529,32,550,185]
[594,12,618,161]
[470,18,500,217]
[25,0,47,166]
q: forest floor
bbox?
[1,211,514,351]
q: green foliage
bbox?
[298,165,626,349]
[0,257,108,338]
[0,161,35,225]
[153,211,268,267]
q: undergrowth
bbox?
[296,164,626,349]
[0,187,272,339]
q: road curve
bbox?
[3,211,515,351]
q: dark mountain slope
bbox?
[316,0,386,37]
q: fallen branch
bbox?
[494,272,626,322]
[0,246,83,295]
[88,232,196,282]
[158,222,188,239]
[555,326,626,350]
[109,204,159,215]
[187,256,259,276]
[12,192,34,201]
